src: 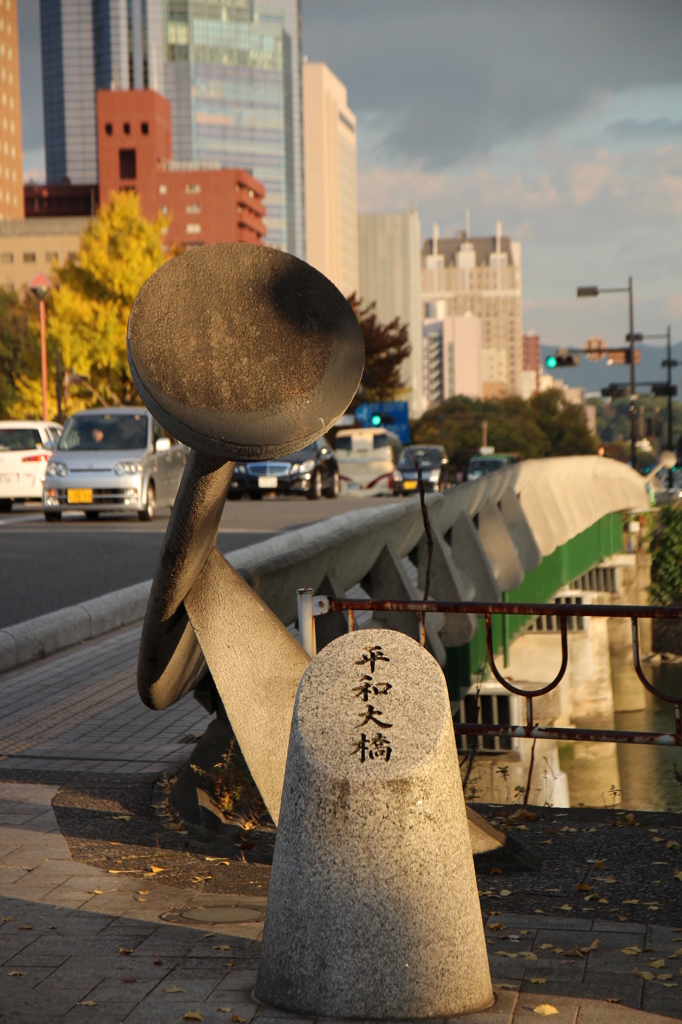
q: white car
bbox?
[334,427,403,495]
[0,420,63,512]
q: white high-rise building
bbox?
[40,0,165,184]
[358,210,423,417]
[422,220,522,399]
[303,61,358,298]
[423,308,482,408]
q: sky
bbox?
[18,0,682,385]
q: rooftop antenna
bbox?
[432,222,440,256]
[465,208,470,238]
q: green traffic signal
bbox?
[546,355,558,369]
[371,414,382,426]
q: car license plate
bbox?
[258,476,278,489]
[67,488,93,504]
[403,480,418,490]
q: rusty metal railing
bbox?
[298,590,682,747]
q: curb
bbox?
[0,580,152,675]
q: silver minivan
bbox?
[42,408,186,522]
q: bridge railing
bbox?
[299,591,682,748]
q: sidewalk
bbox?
[1,630,681,1022]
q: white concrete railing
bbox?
[0,456,648,675]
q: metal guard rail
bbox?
[299,592,682,747]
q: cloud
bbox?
[607,118,682,140]
[302,0,682,169]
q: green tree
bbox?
[412,392,597,460]
[8,190,168,418]
[650,505,682,605]
[348,294,411,408]
[0,288,38,418]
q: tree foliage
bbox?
[0,289,39,418]
[6,190,168,419]
[412,390,598,460]
[650,505,682,605]
[348,294,411,408]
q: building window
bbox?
[186,223,201,234]
[0,251,12,262]
[185,183,201,194]
[105,123,112,135]
[185,203,201,214]
[141,122,148,135]
[123,122,130,135]
[159,184,167,195]
[119,149,136,180]
[22,252,36,262]
[45,251,58,261]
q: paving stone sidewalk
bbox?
[1,783,681,1023]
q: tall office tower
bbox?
[421,221,523,399]
[40,0,164,185]
[302,61,358,297]
[422,307,482,408]
[520,330,541,399]
[358,210,423,417]
[165,0,304,256]
[0,0,23,220]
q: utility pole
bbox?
[627,276,636,470]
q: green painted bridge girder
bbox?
[446,511,624,702]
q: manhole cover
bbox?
[182,907,263,924]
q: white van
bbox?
[334,427,403,495]
[0,420,63,511]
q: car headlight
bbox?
[114,461,143,475]
[428,470,440,482]
[234,463,246,474]
[393,470,403,482]
[299,459,315,474]
[46,461,67,477]
[289,463,300,474]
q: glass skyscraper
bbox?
[164,0,304,256]
[40,0,165,184]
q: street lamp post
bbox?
[577,277,642,469]
[28,273,52,422]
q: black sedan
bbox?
[392,444,449,495]
[228,437,340,500]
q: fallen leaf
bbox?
[623,899,639,905]
[652,836,665,843]
[532,1005,558,1017]
[227,961,235,967]
[110,814,131,821]
[579,940,600,953]
[560,904,573,911]
[530,977,547,984]
[149,866,165,874]
[487,923,504,931]
[137,890,149,895]
[2,916,14,921]
[515,824,529,831]
[621,946,643,955]
[229,1016,247,1023]
[217,1009,233,1015]
[182,1012,204,1022]
[675,869,682,882]
[163,985,185,993]
[490,867,503,875]
[595,876,617,884]
[121,978,137,984]
[165,823,184,831]
[576,883,592,891]
[499,889,513,897]
[495,952,519,958]
[214,944,232,950]
[666,840,681,850]
[76,1000,97,1006]
[650,960,666,969]
[540,943,556,950]
[154,957,163,965]
[8,971,25,977]
[119,947,133,955]
[660,982,678,988]
[18,925,33,930]
[635,968,655,981]
[658,973,673,981]
[539,839,552,845]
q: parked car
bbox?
[42,408,186,521]
[228,436,339,500]
[0,420,63,512]
[334,427,402,495]
[392,444,449,495]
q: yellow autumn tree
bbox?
[8,190,169,418]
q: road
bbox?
[0,494,398,629]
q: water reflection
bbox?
[559,663,682,811]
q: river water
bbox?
[559,663,682,812]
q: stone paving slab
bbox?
[0,783,679,1023]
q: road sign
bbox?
[354,401,410,444]
[584,336,607,361]
[607,349,641,365]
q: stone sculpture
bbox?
[256,629,493,1019]
[128,243,364,821]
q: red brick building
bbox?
[96,90,266,249]
[522,331,541,373]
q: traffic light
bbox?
[371,414,382,426]
[546,349,580,368]
[601,384,627,399]
[651,383,677,397]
